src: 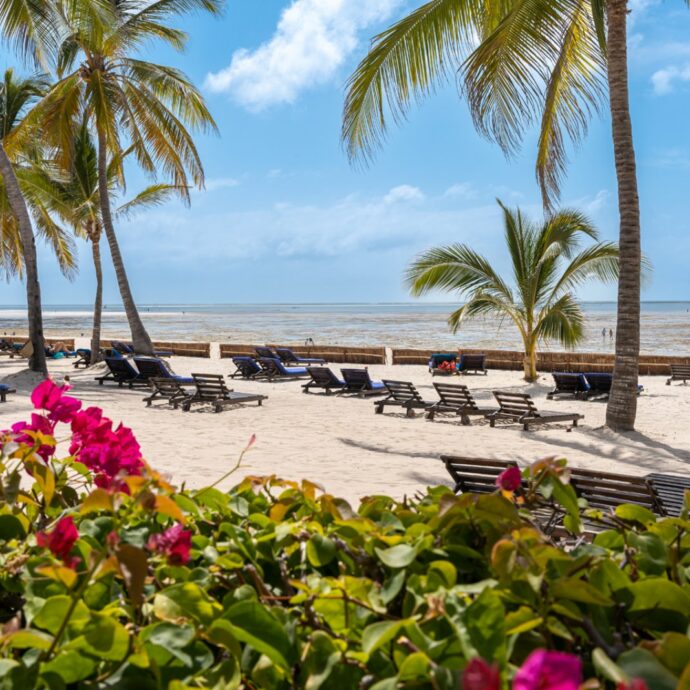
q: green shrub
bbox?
[0,381,688,689]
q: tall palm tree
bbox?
[0,68,52,373]
[28,123,179,363]
[407,201,619,381]
[31,0,220,355]
[342,0,656,430]
[0,0,65,374]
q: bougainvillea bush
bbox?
[1,382,689,689]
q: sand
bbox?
[0,350,688,504]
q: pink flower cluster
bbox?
[11,380,144,489]
[37,516,80,569]
[147,523,192,565]
[463,651,648,690]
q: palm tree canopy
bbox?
[407,200,619,348]
[342,0,608,208]
[29,0,221,199]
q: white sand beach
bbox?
[0,350,688,503]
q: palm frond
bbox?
[406,242,514,303]
[342,0,479,164]
[448,291,527,338]
[534,292,584,347]
[116,183,184,218]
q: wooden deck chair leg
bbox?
[460,414,471,426]
[426,409,436,421]
[405,407,416,418]
[0,391,5,403]
[375,403,384,414]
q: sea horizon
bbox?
[0,302,688,355]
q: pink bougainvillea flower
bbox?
[31,379,82,423]
[513,650,582,690]
[463,657,500,690]
[147,523,192,565]
[12,414,56,461]
[69,408,144,484]
[617,681,648,690]
[36,516,79,568]
[496,466,522,492]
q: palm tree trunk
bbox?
[523,339,538,382]
[89,225,103,365]
[96,128,154,355]
[0,143,47,375]
[605,0,641,431]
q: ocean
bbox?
[0,302,688,355]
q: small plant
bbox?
[0,381,687,688]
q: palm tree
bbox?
[0,0,65,374]
[0,69,52,373]
[28,123,179,364]
[31,0,220,354]
[342,0,656,429]
[407,201,619,381]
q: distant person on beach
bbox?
[609,329,614,340]
[601,327,606,338]
[45,341,71,356]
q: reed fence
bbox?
[391,347,689,376]
[220,343,386,365]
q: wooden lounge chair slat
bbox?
[183,373,267,412]
[667,364,690,385]
[489,391,582,431]
[375,380,430,417]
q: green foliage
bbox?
[4,445,690,688]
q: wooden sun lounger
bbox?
[182,373,267,413]
[426,382,495,424]
[302,367,346,394]
[569,467,664,515]
[257,357,309,381]
[489,391,583,431]
[143,378,192,408]
[276,347,326,365]
[667,364,690,385]
[0,384,16,402]
[440,455,518,493]
[230,357,265,380]
[133,357,194,385]
[375,380,431,418]
[340,368,386,397]
[255,346,279,359]
[73,349,92,369]
[547,373,590,400]
[645,473,690,517]
[95,357,149,388]
[457,353,487,375]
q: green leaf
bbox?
[41,650,97,684]
[33,595,90,636]
[153,583,222,627]
[206,619,242,659]
[141,622,196,650]
[625,578,690,631]
[615,504,656,525]
[617,648,679,690]
[67,615,129,661]
[397,651,430,680]
[5,630,53,650]
[655,632,690,676]
[464,589,506,662]
[306,534,337,567]
[361,620,405,655]
[592,648,628,684]
[375,543,417,569]
[551,578,613,606]
[224,601,296,670]
[115,544,148,607]
[0,514,25,540]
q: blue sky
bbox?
[5,0,690,304]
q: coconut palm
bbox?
[342,0,656,429]
[0,67,54,373]
[407,201,619,381]
[0,0,66,374]
[27,123,179,363]
[30,0,220,355]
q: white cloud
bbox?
[205,0,402,109]
[444,182,476,199]
[119,189,501,264]
[204,177,240,192]
[651,63,690,94]
[383,185,425,204]
[583,189,609,214]
[652,148,690,169]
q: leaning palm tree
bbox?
[343,0,656,429]
[30,0,220,354]
[0,68,54,372]
[28,123,180,363]
[407,201,619,381]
